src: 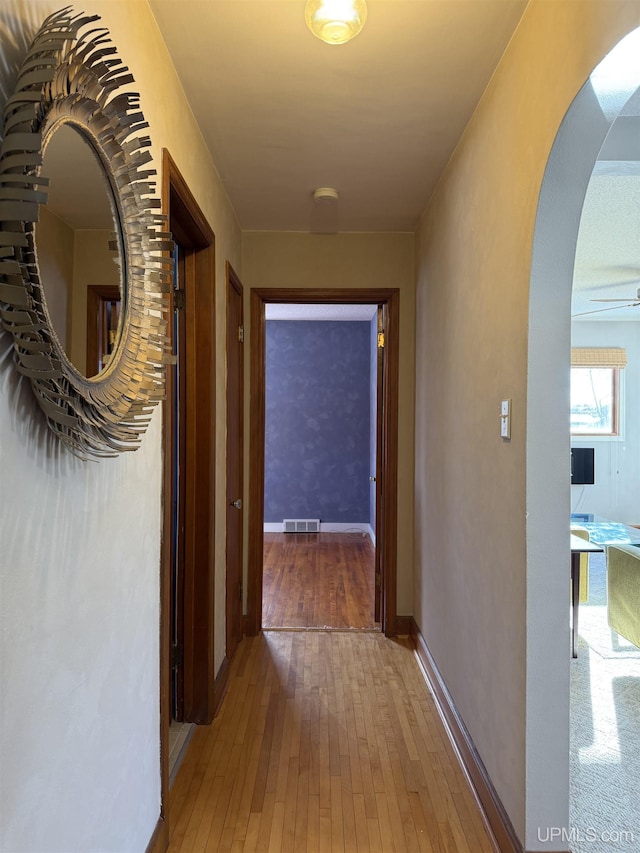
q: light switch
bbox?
[500,399,511,439]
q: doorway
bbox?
[247,288,399,638]
[527,27,640,848]
[86,284,120,375]
[159,150,216,834]
[261,303,379,630]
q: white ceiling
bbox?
[572,111,640,322]
[572,174,640,321]
[148,0,528,232]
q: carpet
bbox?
[570,553,640,853]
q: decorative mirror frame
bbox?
[0,7,172,459]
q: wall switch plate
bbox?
[500,399,511,439]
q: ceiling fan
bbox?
[589,287,640,308]
[572,286,640,317]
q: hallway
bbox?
[167,631,494,852]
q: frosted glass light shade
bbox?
[305,0,368,45]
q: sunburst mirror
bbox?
[0,6,172,459]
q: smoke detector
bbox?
[313,187,339,204]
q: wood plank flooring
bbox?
[262,533,376,630]
[167,631,496,853]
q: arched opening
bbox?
[527,26,640,848]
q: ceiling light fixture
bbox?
[313,187,339,204]
[305,0,367,45]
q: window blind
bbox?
[571,347,627,368]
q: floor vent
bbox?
[283,518,320,534]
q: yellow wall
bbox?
[414,0,640,845]
[242,231,416,614]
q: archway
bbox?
[527,25,640,848]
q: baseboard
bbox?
[409,618,525,853]
[395,614,413,635]
[213,655,230,718]
[144,816,168,853]
[263,522,372,536]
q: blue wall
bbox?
[265,320,371,523]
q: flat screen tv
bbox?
[571,447,594,485]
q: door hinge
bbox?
[238,580,243,602]
[375,571,382,587]
[377,332,385,349]
[238,325,244,343]
[174,290,186,311]
[171,643,184,669]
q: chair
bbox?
[571,525,590,603]
[607,544,640,649]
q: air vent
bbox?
[283,518,320,533]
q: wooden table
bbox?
[570,533,604,658]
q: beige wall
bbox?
[35,206,73,353]
[0,1,240,849]
[242,231,415,613]
[35,215,122,376]
[414,1,640,847]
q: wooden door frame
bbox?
[374,304,385,623]
[157,150,216,846]
[246,287,399,638]
[225,262,244,661]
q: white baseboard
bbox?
[264,521,375,543]
[320,522,370,536]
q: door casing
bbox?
[246,287,400,637]
[158,150,216,844]
[226,263,244,661]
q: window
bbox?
[570,348,626,436]
[570,367,618,434]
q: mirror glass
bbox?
[35,123,124,378]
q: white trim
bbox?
[526,30,640,847]
[320,522,371,536]
[263,521,374,539]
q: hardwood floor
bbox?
[167,631,495,853]
[262,533,376,630]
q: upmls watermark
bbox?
[537,826,636,846]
